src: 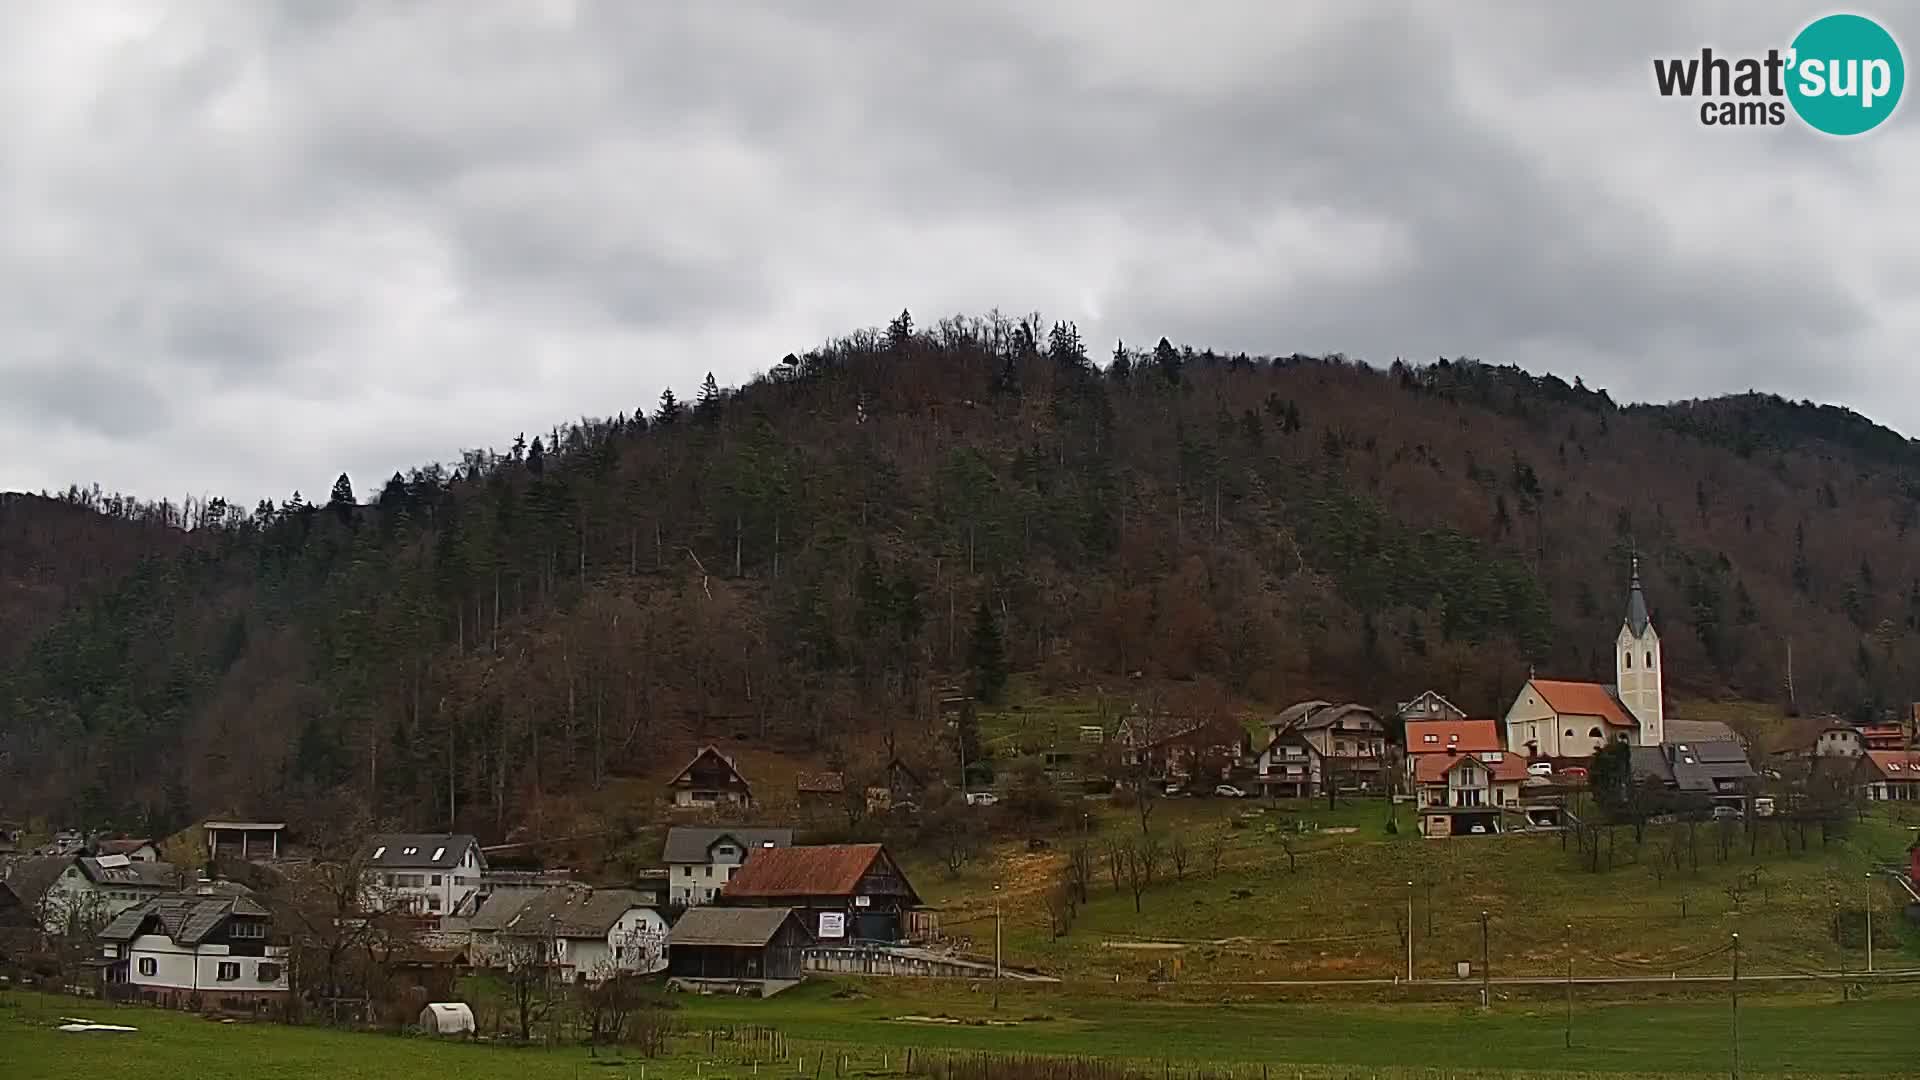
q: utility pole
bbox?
[1479,910,1491,1008]
[993,883,1002,1011]
[1564,922,1573,1049]
[1730,932,1741,1080]
[1865,874,1874,973]
[1406,881,1415,982]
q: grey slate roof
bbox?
[1287,702,1380,732]
[465,891,536,933]
[361,834,479,870]
[662,827,792,865]
[666,905,805,947]
[1270,701,1332,730]
[99,893,271,945]
[1624,557,1651,637]
[499,887,655,939]
[1668,740,1756,792]
[2,856,70,909]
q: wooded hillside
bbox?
[5,311,1917,835]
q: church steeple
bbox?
[1624,554,1651,638]
[1616,552,1663,746]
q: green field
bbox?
[8,979,1920,1079]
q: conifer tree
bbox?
[656,388,682,427]
[696,372,722,426]
[968,599,1008,703]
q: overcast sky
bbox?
[3,2,1916,506]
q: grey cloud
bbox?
[0,1,1915,502]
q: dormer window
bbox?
[1423,735,1438,744]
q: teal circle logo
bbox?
[1787,14,1904,135]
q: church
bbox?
[1503,557,1665,759]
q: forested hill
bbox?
[5,312,1919,835]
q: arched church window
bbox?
[1645,651,1653,668]
[1564,729,1575,739]
[1623,652,1632,669]
[1587,727,1602,739]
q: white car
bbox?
[964,791,997,807]
[1214,784,1248,798]
[1526,762,1554,777]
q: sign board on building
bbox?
[853,895,871,907]
[818,912,846,938]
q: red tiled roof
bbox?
[1530,680,1638,729]
[1413,751,1529,784]
[1861,751,1920,780]
[1405,720,1502,755]
[721,843,887,898]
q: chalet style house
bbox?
[718,843,919,943]
[1252,725,1320,798]
[1413,750,1528,837]
[668,745,754,809]
[1267,702,1388,792]
[98,893,287,1006]
[1403,718,1503,786]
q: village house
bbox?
[1403,719,1503,786]
[719,842,920,943]
[97,892,287,1006]
[1252,724,1321,798]
[668,745,754,809]
[359,833,485,917]
[1505,560,1665,758]
[1413,749,1528,837]
[666,906,813,994]
[493,887,668,983]
[1857,750,1920,801]
[38,855,183,934]
[202,820,286,862]
[1268,702,1388,792]
[663,826,792,907]
[1816,721,1907,758]
[1113,714,1246,782]
[1629,740,1758,811]
[1397,690,1468,726]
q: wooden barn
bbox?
[666,906,812,986]
[718,843,920,943]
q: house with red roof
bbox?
[1404,719,1503,786]
[1412,749,1529,837]
[1857,750,1920,802]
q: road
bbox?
[1219,968,1920,987]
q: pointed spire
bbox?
[1625,552,1651,636]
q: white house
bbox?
[495,887,668,982]
[39,856,182,934]
[89,838,161,863]
[1252,725,1320,798]
[98,893,288,1004]
[1413,750,1528,838]
[663,827,792,907]
[360,834,485,918]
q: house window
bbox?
[428,896,441,912]
[257,963,282,982]
[217,962,241,982]
[230,921,264,940]
[431,875,441,886]
[138,957,157,976]
[704,866,713,878]
[682,866,692,877]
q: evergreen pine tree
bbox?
[967,599,1008,703]
[1152,337,1183,385]
[696,372,722,425]
[1108,340,1133,383]
[656,388,682,427]
[887,309,914,350]
[1048,321,1088,374]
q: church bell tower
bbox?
[1615,555,1664,746]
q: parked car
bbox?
[1752,796,1776,818]
[1527,762,1554,777]
[1711,804,1742,820]
[1560,766,1589,781]
[1214,784,1248,798]
[1469,825,1488,834]
[964,791,998,807]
